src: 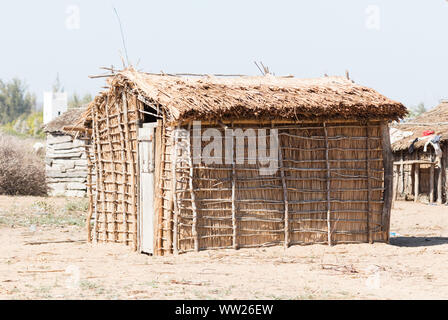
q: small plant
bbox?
[80,280,100,290]
[424,273,434,281]
[140,281,158,288]
[65,199,89,213]
[32,200,53,214]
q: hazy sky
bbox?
[1,0,447,109]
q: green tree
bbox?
[68,92,92,109]
[0,79,36,125]
[405,102,426,120]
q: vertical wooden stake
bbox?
[230,123,238,250]
[429,163,435,204]
[154,119,165,256]
[323,123,332,246]
[186,123,199,252]
[122,92,138,251]
[105,97,118,242]
[392,164,398,206]
[85,140,94,243]
[414,163,420,203]
[91,108,99,244]
[117,102,129,246]
[94,103,107,243]
[172,127,179,255]
[275,123,289,249]
[366,123,373,243]
[437,158,443,205]
[400,151,404,194]
[380,122,393,243]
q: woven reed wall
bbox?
[86,90,142,250]
[156,120,391,255]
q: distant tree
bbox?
[405,102,426,120]
[68,92,92,109]
[0,79,36,125]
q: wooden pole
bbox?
[154,119,165,256]
[165,128,174,255]
[366,123,373,243]
[85,141,94,243]
[94,103,107,242]
[429,163,435,204]
[323,123,332,246]
[392,164,398,205]
[122,92,138,251]
[172,127,179,255]
[437,158,443,205]
[276,123,289,248]
[400,151,404,194]
[414,163,420,203]
[380,122,393,243]
[91,108,99,244]
[117,101,129,245]
[105,97,118,242]
[230,123,238,250]
[187,123,199,252]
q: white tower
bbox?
[43,92,68,124]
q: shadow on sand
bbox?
[390,236,448,247]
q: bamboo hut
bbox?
[79,68,406,255]
[43,107,89,197]
[391,100,448,204]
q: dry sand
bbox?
[0,195,447,299]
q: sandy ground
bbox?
[0,195,447,300]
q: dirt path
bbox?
[1,196,447,299]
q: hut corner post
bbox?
[323,123,332,246]
[85,139,94,243]
[172,127,179,255]
[381,122,393,243]
[186,123,199,252]
[153,119,164,256]
[366,122,373,244]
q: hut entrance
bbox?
[138,122,158,254]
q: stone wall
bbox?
[45,133,88,197]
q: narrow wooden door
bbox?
[138,123,158,254]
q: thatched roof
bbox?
[391,100,448,152]
[43,107,86,134]
[84,68,407,124]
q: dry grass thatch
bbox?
[43,107,87,134]
[82,68,406,125]
[391,101,448,152]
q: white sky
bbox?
[1,0,447,109]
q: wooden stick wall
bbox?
[154,120,392,255]
[86,90,141,249]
